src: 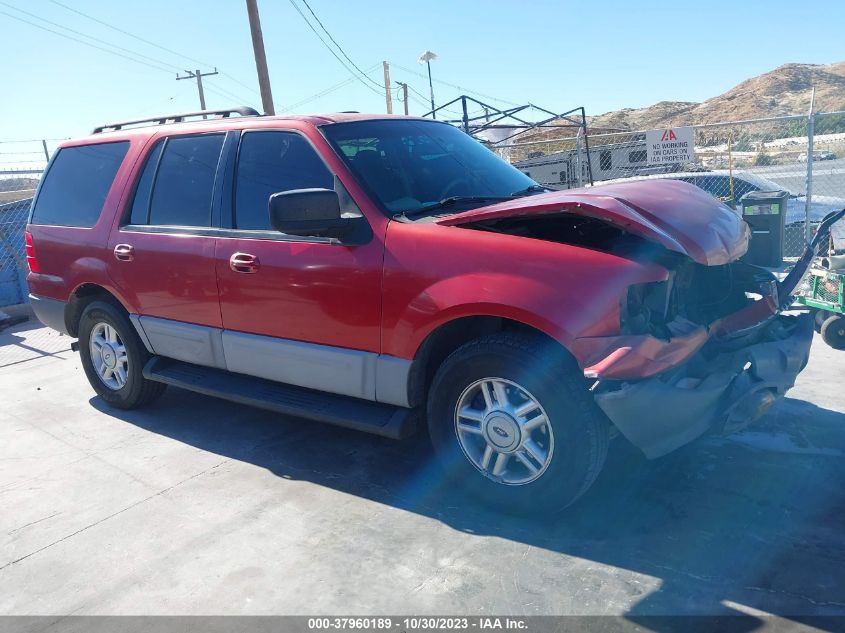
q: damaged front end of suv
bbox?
[445,180,844,458]
[579,256,815,458]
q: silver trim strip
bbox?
[223,330,377,401]
[132,315,412,407]
[138,316,227,370]
[129,314,154,353]
[374,355,412,407]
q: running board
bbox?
[142,357,418,440]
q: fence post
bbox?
[575,127,583,188]
[804,99,815,245]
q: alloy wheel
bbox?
[454,377,554,485]
[89,322,130,390]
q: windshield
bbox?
[728,171,798,196]
[321,119,538,216]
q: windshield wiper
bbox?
[510,184,549,197]
[397,186,550,220]
[400,195,513,219]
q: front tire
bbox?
[427,332,608,513]
[78,300,166,409]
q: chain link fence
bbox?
[0,138,55,308]
[500,111,845,260]
[0,197,32,308]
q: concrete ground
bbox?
[1,318,844,618]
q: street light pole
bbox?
[418,50,438,119]
[426,59,435,118]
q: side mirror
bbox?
[269,188,350,240]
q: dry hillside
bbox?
[518,62,845,143]
[589,62,845,131]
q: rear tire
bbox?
[820,314,845,350]
[78,301,166,409]
[426,332,608,514]
[814,309,832,333]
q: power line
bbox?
[279,63,382,112]
[297,0,382,89]
[0,138,65,144]
[0,2,183,73]
[48,0,213,69]
[0,9,173,74]
[396,79,462,116]
[389,61,521,107]
[4,3,257,110]
[48,0,261,99]
[204,84,245,106]
[204,82,256,106]
[280,77,356,112]
[286,0,383,96]
[206,81,255,105]
[219,71,261,98]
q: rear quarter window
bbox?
[30,141,129,227]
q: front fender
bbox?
[381,220,670,361]
[383,271,632,360]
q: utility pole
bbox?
[398,82,409,115]
[245,0,275,115]
[382,61,393,114]
[176,68,219,111]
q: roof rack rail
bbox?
[92,106,261,134]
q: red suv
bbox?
[26,108,833,511]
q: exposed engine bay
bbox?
[464,212,779,333]
[621,260,779,336]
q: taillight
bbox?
[24,231,41,273]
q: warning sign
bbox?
[645,126,695,165]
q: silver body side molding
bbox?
[374,355,412,407]
[137,316,227,370]
[223,330,378,401]
[131,315,412,407]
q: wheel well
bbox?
[407,316,568,407]
[65,284,125,337]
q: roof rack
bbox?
[91,106,261,134]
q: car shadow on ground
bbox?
[0,318,72,368]
[91,389,845,623]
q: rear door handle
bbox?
[114,244,134,262]
[229,252,260,274]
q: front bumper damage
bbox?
[593,313,813,458]
[585,209,844,459]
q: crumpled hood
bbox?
[439,180,750,265]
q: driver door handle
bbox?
[229,252,260,274]
[114,244,134,262]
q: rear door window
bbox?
[234,131,333,230]
[31,141,129,227]
[128,140,165,225]
[147,134,225,227]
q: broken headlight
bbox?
[621,279,673,338]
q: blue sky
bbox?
[1,0,843,142]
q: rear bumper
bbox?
[29,293,68,334]
[594,312,813,458]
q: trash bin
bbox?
[740,190,788,267]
